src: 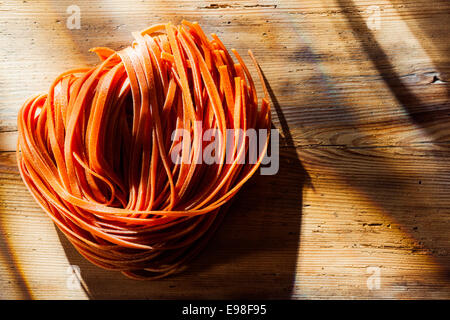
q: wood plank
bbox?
[1,144,449,299]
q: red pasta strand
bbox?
[16,21,271,279]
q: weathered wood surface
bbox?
[0,0,449,299]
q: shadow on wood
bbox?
[0,154,32,299]
[309,0,450,281]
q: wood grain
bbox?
[0,0,449,299]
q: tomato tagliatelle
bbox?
[16,21,271,280]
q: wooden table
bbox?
[0,0,449,299]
